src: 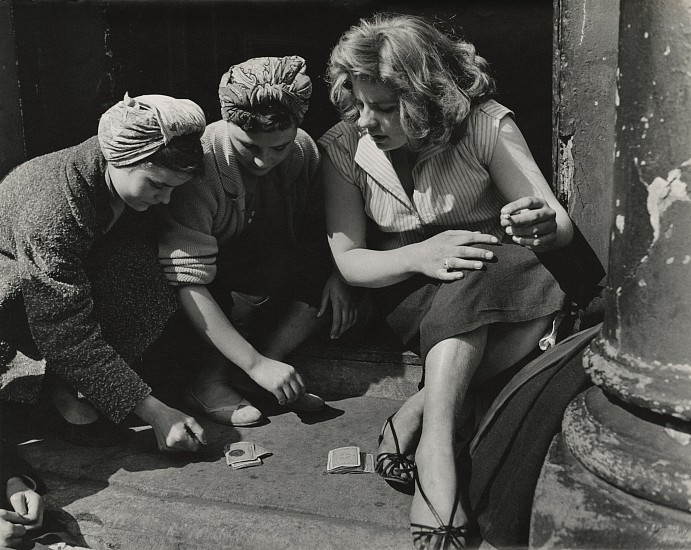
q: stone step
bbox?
[16,395,417,550]
[288,337,422,401]
[44,479,412,550]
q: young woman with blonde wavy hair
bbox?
[320,14,573,549]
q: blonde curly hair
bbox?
[327,13,496,148]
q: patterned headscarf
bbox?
[98,93,206,167]
[218,56,312,127]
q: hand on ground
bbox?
[1,476,44,548]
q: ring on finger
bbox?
[443,258,450,270]
[532,227,539,237]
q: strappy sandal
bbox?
[410,473,468,550]
[375,414,416,494]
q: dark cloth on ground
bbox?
[208,171,330,336]
[0,137,177,423]
[373,240,566,365]
[463,315,604,547]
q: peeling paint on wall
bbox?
[616,214,625,233]
[664,427,691,446]
[558,134,575,204]
[645,160,691,244]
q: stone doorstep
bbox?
[43,477,412,550]
[19,395,416,550]
[287,340,423,401]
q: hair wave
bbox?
[327,13,496,148]
[145,133,204,175]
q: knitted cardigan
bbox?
[158,120,327,286]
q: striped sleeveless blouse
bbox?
[319,100,513,251]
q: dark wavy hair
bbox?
[143,133,204,175]
[327,13,496,148]
[235,105,298,133]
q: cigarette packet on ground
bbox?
[326,446,374,474]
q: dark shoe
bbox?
[410,473,468,550]
[49,403,130,447]
[375,414,416,494]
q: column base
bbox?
[530,434,691,549]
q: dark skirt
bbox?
[373,241,566,363]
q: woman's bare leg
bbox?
[410,313,557,545]
[410,327,487,541]
[258,301,324,361]
[50,377,99,424]
[475,314,555,385]
[377,389,424,461]
[380,314,555,466]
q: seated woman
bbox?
[320,14,573,549]
[0,94,208,453]
[158,56,358,427]
[0,439,44,549]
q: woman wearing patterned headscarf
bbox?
[158,56,360,427]
[0,93,208,454]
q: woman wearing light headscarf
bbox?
[159,57,359,426]
[0,93,208,453]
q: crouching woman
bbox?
[0,93,208,453]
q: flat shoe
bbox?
[284,392,325,412]
[48,403,130,448]
[185,386,264,427]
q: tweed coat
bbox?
[0,137,177,423]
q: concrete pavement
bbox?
[3,324,437,549]
[12,392,420,550]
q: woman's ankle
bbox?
[380,409,422,458]
[190,380,246,407]
[412,440,467,523]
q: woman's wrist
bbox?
[402,242,423,275]
[240,349,268,374]
[134,394,162,422]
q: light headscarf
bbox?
[218,56,312,127]
[98,93,206,167]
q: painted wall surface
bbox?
[605,0,691,371]
[553,0,620,267]
[10,2,110,166]
[0,2,24,178]
[7,0,554,179]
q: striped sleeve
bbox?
[467,100,514,167]
[318,122,361,188]
[157,164,221,286]
[288,128,321,185]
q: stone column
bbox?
[531,1,691,547]
[552,0,620,267]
